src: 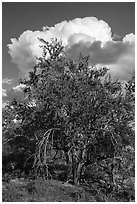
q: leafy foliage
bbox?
[3,39,135,201]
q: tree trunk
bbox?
[74,162,83,185]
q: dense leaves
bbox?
[3,39,135,201]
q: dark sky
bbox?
[2,2,135,79]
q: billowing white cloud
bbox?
[67,33,135,80]
[2,84,26,106]
[8,17,134,81]
[108,39,135,80]
[2,88,8,107]
[8,31,42,77]
[6,86,25,101]
[2,88,7,97]
[2,78,12,84]
[13,84,26,92]
[123,33,135,44]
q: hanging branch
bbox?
[33,128,59,178]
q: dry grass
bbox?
[2,178,96,202]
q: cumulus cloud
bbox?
[2,78,12,84]
[123,33,135,43]
[2,88,8,107]
[67,33,135,80]
[6,86,25,101]
[2,88,7,97]
[13,84,26,92]
[2,78,16,105]
[67,40,132,64]
[8,17,134,81]
[2,84,26,107]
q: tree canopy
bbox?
[3,39,135,190]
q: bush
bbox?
[3,39,134,189]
